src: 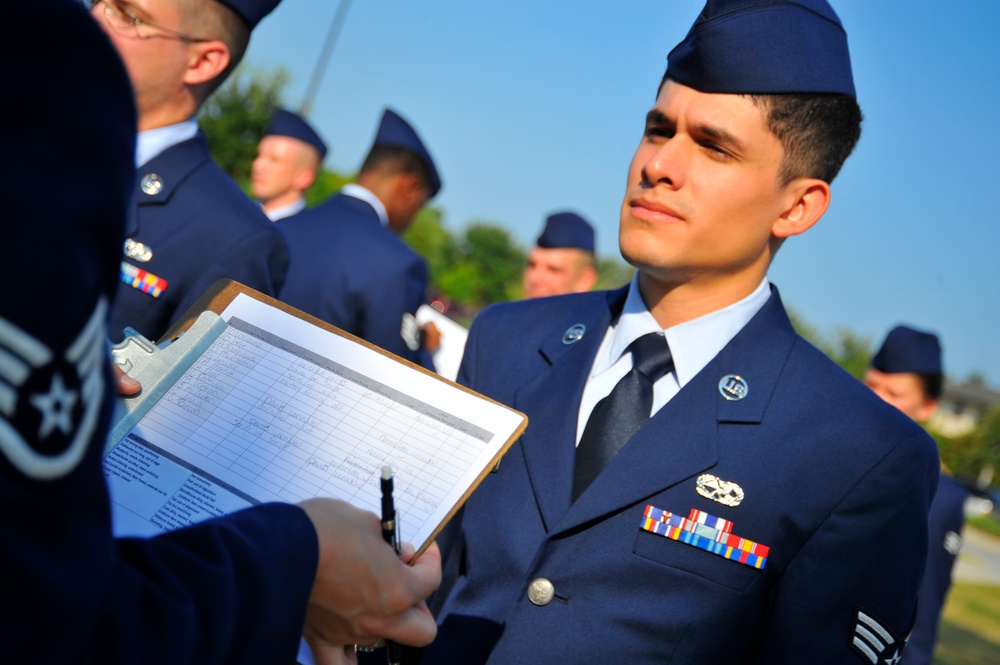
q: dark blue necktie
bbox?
[573,332,674,501]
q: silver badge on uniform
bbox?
[696,473,745,507]
[851,608,901,665]
[562,324,585,345]
[123,238,153,262]
[718,374,748,401]
[140,173,163,196]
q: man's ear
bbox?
[915,398,939,424]
[293,166,318,192]
[772,178,830,239]
[182,40,231,88]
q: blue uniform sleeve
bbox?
[752,432,939,664]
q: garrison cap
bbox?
[215,0,280,29]
[373,108,441,198]
[667,0,856,97]
[536,212,596,254]
[871,325,943,375]
[265,109,328,159]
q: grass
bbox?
[934,582,1000,664]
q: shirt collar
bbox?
[341,183,390,226]
[263,197,306,221]
[135,118,199,168]
[597,275,771,387]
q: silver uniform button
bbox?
[528,578,555,606]
[140,173,163,196]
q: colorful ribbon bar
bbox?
[640,504,769,569]
[120,262,168,298]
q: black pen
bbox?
[381,466,402,665]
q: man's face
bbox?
[91,0,194,126]
[522,246,595,299]
[251,136,316,203]
[620,80,791,294]
[864,368,938,423]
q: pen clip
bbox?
[393,509,402,557]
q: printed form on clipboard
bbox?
[103,281,527,555]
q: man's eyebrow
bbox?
[693,122,747,154]
[645,110,670,126]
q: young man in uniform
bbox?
[422,1,939,662]
[252,108,328,221]
[95,0,291,342]
[865,325,968,665]
[278,108,442,367]
[522,212,598,299]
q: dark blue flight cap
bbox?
[667,0,856,97]
[266,109,328,159]
[536,212,596,254]
[373,108,441,198]
[872,325,943,375]
[215,0,280,29]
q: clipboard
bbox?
[105,280,527,555]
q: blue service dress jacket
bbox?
[0,140,317,663]
[278,193,432,367]
[423,286,940,665]
[901,473,968,665]
[108,133,290,343]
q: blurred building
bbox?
[930,379,1000,437]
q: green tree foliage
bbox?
[788,308,873,379]
[434,223,526,309]
[595,258,635,291]
[199,66,290,190]
[403,208,458,277]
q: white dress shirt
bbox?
[135,118,199,168]
[263,197,306,221]
[575,276,772,443]
[341,183,389,226]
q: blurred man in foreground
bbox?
[0,3,440,663]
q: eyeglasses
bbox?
[91,0,208,43]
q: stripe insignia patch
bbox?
[120,261,168,298]
[640,504,769,569]
[851,608,902,665]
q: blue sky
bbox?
[243,1,1000,385]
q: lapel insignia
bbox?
[0,298,107,479]
[140,173,163,196]
[640,505,769,569]
[562,324,585,345]
[120,262,168,298]
[718,374,748,401]
[850,608,902,665]
[696,473,744,507]
[123,238,153,262]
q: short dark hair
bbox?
[917,372,944,400]
[657,76,863,185]
[745,93,863,185]
[178,0,250,99]
[360,145,433,194]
